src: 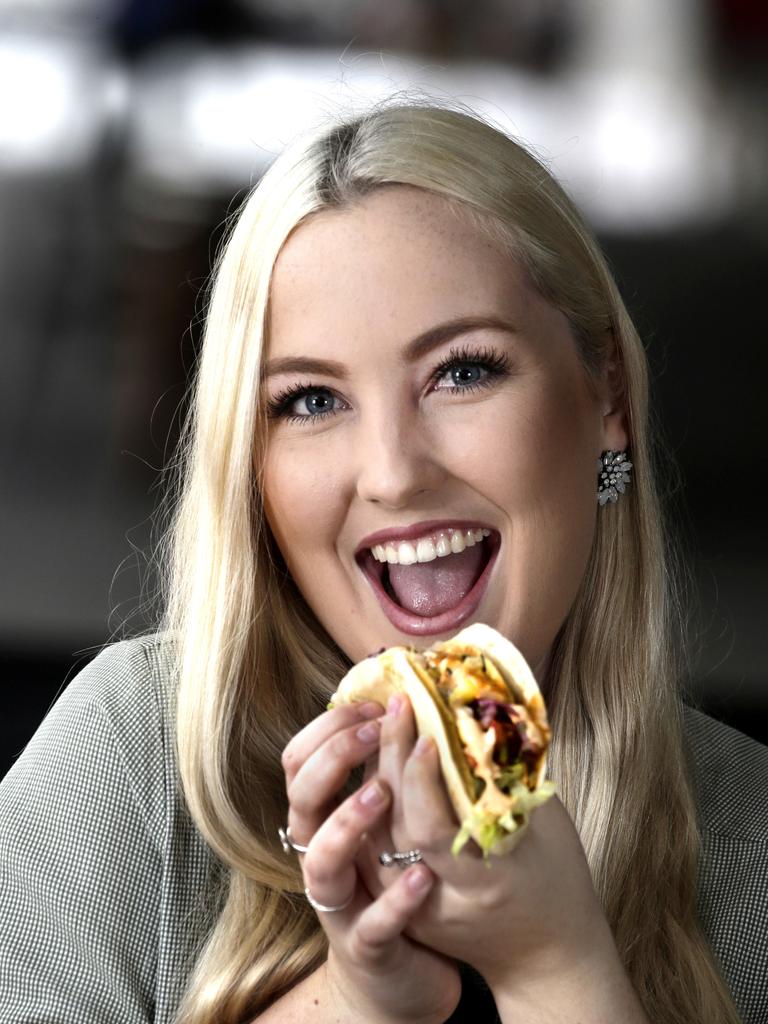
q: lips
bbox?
[358,532,501,634]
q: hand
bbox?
[357,695,613,994]
[281,702,462,1024]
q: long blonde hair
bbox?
[160,100,740,1023]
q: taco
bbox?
[329,623,555,857]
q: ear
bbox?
[597,348,630,453]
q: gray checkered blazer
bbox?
[1,635,766,1022]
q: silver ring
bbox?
[304,886,354,913]
[278,825,309,856]
[378,848,423,868]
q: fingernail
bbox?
[414,735,433,756]
[356,721,381,744]
[357,701,383,719]
[406,865,432,893]
[359,780,387,807]
[387,694,403,715]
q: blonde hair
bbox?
[159,100,740,1022]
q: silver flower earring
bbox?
[597,450,633,505]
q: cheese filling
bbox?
[455,707,516,816]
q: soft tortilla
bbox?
[331,646,477,813]
[330,626,551,856]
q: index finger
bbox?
[282,701,384,783]
[400,735,476,862]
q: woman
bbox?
[1,101,765,1023]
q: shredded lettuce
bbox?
[478,818,506,855]
[451,809,507,859]
[496,763,525,793]
[452,779,557,859]
[451,821,474,857]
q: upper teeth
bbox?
[371,528,491,565]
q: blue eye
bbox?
[431,346,510,393]
[445,363,486,387]
[267,384,342,424]
[293,389,335,416]
[267,345,511,426]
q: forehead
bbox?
[267,186,535,350]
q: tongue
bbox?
[387,543,486,616]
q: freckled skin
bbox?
[262,186,627,678]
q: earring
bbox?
[597,450,632,505]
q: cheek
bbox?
[446,379,598,664]
[443,376,597,514]
[493,377,599,558]
[262,440,345,574]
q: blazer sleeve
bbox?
[0,640,167,1023]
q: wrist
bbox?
[323,957,392,1024]
[488,938,650,1024]
[324,954,449,1024]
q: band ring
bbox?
[378,848,424,868]
[278,825,309,856]
[304,886,355,913]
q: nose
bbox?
[354,407,445,508]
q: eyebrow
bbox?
[262,315,520,380]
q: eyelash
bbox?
[266,344,512,425]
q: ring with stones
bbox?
[378,848,424,868]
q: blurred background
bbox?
[1,0,766,777]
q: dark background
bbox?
[2,0,767,779]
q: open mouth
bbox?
[356,524,500,637]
